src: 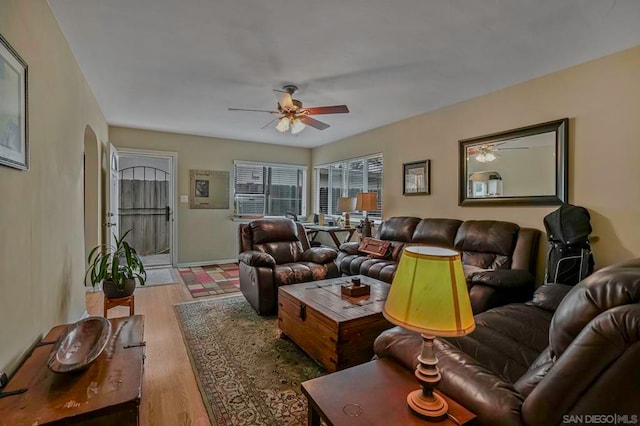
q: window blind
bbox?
[234,162,306,216]
[315,153,383,218]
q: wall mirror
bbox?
[459,119,568,206]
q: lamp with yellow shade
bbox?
[383,246,475,420]
[355,192,378,237]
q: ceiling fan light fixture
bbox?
[276,117,290,132]
[475,153,487,163]
[485,153,496,162]
[290,117,306,134]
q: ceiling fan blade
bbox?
[301,116,330,130]
[260,117,279,130]
[228,108,279,113]
[303,105,350,115]
[273,90,293,109]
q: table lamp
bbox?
[355,192,378,237]
[383,246,475,420]
[337,197,357,227]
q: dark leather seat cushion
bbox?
[273,262,327,286]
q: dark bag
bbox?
[544,204,594,285]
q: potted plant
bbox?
[85,230,146,298]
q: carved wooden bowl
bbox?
[47,316,112,373]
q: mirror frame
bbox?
[459,118,568,206]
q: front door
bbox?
[107,143,119,247]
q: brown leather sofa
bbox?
[374,258,640,425]
[337,217,541,313]
[238,219,339,315]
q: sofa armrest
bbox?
[374,327,525,426]
[523,304,640,425]
[339,242,360,255]
[469,269,535,290]
[300,247,338,264]
[526,283,573,312]
[238,250,276,268]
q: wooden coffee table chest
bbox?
[278,275,393,372]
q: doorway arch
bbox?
[84,125,100,275]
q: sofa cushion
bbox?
[376,216,420,242]
[455,220,520,270]
[358,258,398,283]
[412,218,462,247]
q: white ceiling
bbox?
[48,0,640,148]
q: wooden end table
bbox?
[302,359,476,426]
[0,315,145,425]
[278,275,393,372]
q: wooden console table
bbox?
[0,315,145,425]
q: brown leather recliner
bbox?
[374,258,640,425]
[238,219,339,315]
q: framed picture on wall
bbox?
[0,34,28,170]
[189,169,230,209]
[403,160,430,195]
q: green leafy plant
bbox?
[85,230,146,291]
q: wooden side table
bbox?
[302,359,476,426]
[0,315,145,425]
[104,294,135,317]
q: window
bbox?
[234,161,307,217]
[315,153,383,218]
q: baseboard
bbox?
[177,258,238,268]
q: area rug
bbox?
[178,263,240,298]
[139,267,179,287]
[174,295,325,426]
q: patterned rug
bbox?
[174,296,325,426]
[178,263,240,298]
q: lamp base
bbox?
[407,388,448,420]
[362,216,372,237]
[344,212,350,228]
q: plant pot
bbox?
[102,278,136,299]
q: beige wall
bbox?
[313,46,640,277]
[109,127,311,263]
[0,0,108,373]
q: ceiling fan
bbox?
[468,142,528,162]
[228,85,349,134]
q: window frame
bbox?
[233,160,308,218]
[314,153,383,220]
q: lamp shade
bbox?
[337,197,357,213]
[356,192,378,211]
[383,246,475,337]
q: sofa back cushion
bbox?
[412,218,462,247]
[549,258,640,358]
[376,216,421,242]
[249,219,303,264]
[454,220,519,269]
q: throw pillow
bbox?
[358,237,391,258]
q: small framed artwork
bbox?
[189,169,230,209]
[0,34,28,170]
[403,160,430,195]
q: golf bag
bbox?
[544,204,594,285]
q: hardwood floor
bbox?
[86,281,213,426]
